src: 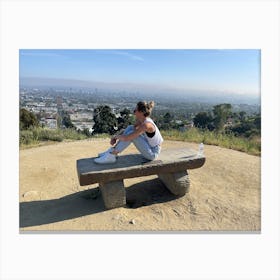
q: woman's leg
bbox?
[113,125,161,160]
[112,125,134,153]
[132,135,160,160]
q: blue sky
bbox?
[19,49,260,96]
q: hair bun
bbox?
[148,101,155,109]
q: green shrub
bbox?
[20,127,89,147]
[20,130,37,145]
[161,128,261,156]
[20,126,261,156]
[61,128,87,140]
[35,128,63,142]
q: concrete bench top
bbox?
[77,148,206,186]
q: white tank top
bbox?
[143,117,164,147]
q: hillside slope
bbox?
[19,139,260,231]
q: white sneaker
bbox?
[94,152,116,164]
[98,147,113,157]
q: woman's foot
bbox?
[98,147,114,157]
[94,152,116,164]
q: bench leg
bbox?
[158,170,190,196]
[99,180,126,209]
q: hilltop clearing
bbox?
[20,139,260,231]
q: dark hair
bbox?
[136,101,155,117]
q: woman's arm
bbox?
[134,119,142,129]
[115,123,147,142]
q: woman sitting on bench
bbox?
[94,101,164,164]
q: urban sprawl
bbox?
[20,87,260,133]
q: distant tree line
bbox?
[193,103,261,138]
[193,103,232,131]
[147,103,260,139]
[20,103,261,140]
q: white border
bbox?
[1,0,280,279]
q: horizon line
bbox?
[19,76,260,97]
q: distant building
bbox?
[70,112,92,121]
[225,117,234,127]
[56,96,63,108]
[186,121,194,128]
[42,118,57,129]
[179,121,194,132]
[74,122,93,133]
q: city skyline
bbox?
[19,49,260,96]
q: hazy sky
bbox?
[19,49,260,96]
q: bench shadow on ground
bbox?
[125,178,177,208]
[20,178,177,228]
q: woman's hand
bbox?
[110,135,125,145]
[110,137,117,145]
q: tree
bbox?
[228,114,261,138]
[239,111,247,122]
[254,114,261,130]
[157,112,173,130]
[193,112,212,129]
[117,108,134,130]
[62,115,75,128]
[92,105,117,135]
[230,122,253,136]
[59,110,75,129]
[212,103,232,131]
[163,112,172,124]
[20,108,39,130]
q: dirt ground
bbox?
[19,139,261,232]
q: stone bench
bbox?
[76,148,206,209]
